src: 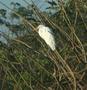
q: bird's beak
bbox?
[36,28,38,32]
[33,28,38,32]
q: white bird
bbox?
[37,24,56,51]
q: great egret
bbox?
[37,24,56,51]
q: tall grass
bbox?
[0,0,87,90]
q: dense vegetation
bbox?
[0,0,87,90]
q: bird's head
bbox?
[36,24,45,32]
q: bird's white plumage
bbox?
[37,25,56,51]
